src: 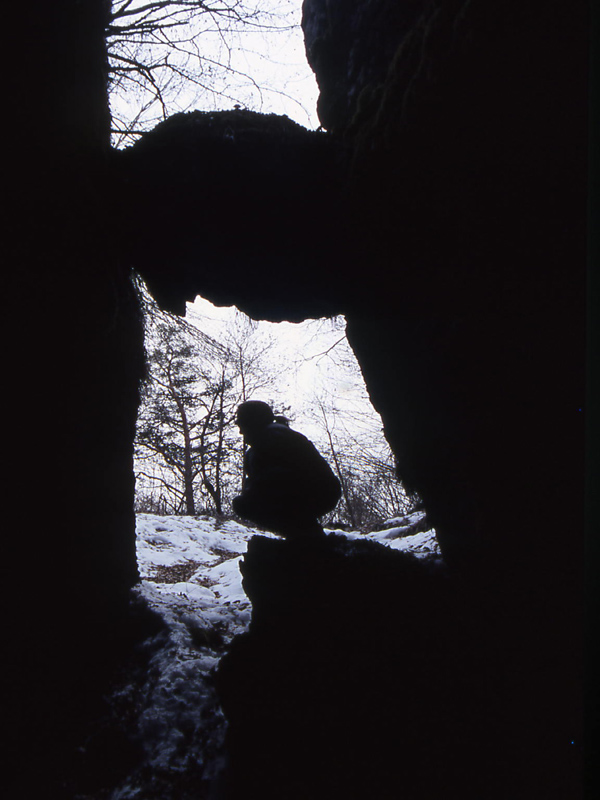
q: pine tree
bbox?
[136,322,208,514]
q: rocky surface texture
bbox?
[113,109,347,320]
[302,0,426,131]
[216,533,580,799]
[303,0,587,580]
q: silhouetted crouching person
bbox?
[232,401,341,540]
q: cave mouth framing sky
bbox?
[185,296,387,452]
[115,3,386,450]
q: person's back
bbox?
[232,401,341,539]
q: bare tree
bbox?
[134,283,414,524]
[296,318,419,530]
[107,0,305,146]
[134,285,279,515]
[201,308,281,499]
[135,322,210,514]
[312,396,418,530]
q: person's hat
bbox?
[236,400,274,427]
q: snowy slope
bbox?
[105,514,440,799]
[135,512,439,635]
[135,514,276,643]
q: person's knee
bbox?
[232,494,244,515]
[232,493,258,522]
[233,491,273,528]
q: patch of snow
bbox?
[380,510,427,529]
[324,520,440,559]
[367,524,416,540]
[106,513,442,797]
[382,528,440,556]
[200,555,248,602]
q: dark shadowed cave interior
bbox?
[5,1,595,798]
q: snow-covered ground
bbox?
[136,511,439,615]
[107,513,439,798]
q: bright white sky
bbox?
[109,0,320,144]
[221,0,320,128]
[186,296,385,448]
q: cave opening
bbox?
[6,1,587,797]
[127,290,442,800]
[133,288,418,531]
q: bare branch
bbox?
[106,0,310,146]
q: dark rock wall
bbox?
[302,0,427,131]
[216,536,582,800]
[217,537,492,800]
[303,0,588,583]
[7,1,146,791]
[8,0,143,602]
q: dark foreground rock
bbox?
[215,535,581,799]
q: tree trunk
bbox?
[173,389,196,515]
[182,421,196,515]
[322,409,357,528]
[212,374,227,514]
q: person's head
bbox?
[235,400,275,442]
